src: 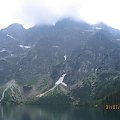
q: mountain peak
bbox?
[1,23,26,41]
[55,18,91,30]
[4,23,25,30]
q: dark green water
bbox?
[0,105,120,120]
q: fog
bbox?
[0,0,120,29]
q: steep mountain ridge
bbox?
[0,18,120,105]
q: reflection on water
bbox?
[0,105,120,120]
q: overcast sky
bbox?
[0,0,120,29]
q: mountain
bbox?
[29,84,72,105]
[95,22,120,38]
[0,18,120,105]
[1,23,26,42]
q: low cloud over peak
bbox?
[0,0,120,29]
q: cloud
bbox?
[0,0,120,29]
[19,0,120,29]
[19,0,82,27]
[0,0,22,28]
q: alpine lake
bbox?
[0,105,120,120]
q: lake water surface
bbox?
[0,105,120,120]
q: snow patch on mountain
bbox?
[7,34,17,41]
[0,49,7,52]
[95,27,103,30]
[64,55,67,61]
[52,45,60,48]
[19,45,31,49]
[55,74,67,86]
[36,74,67,98]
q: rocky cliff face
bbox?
[0,18,120,105]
